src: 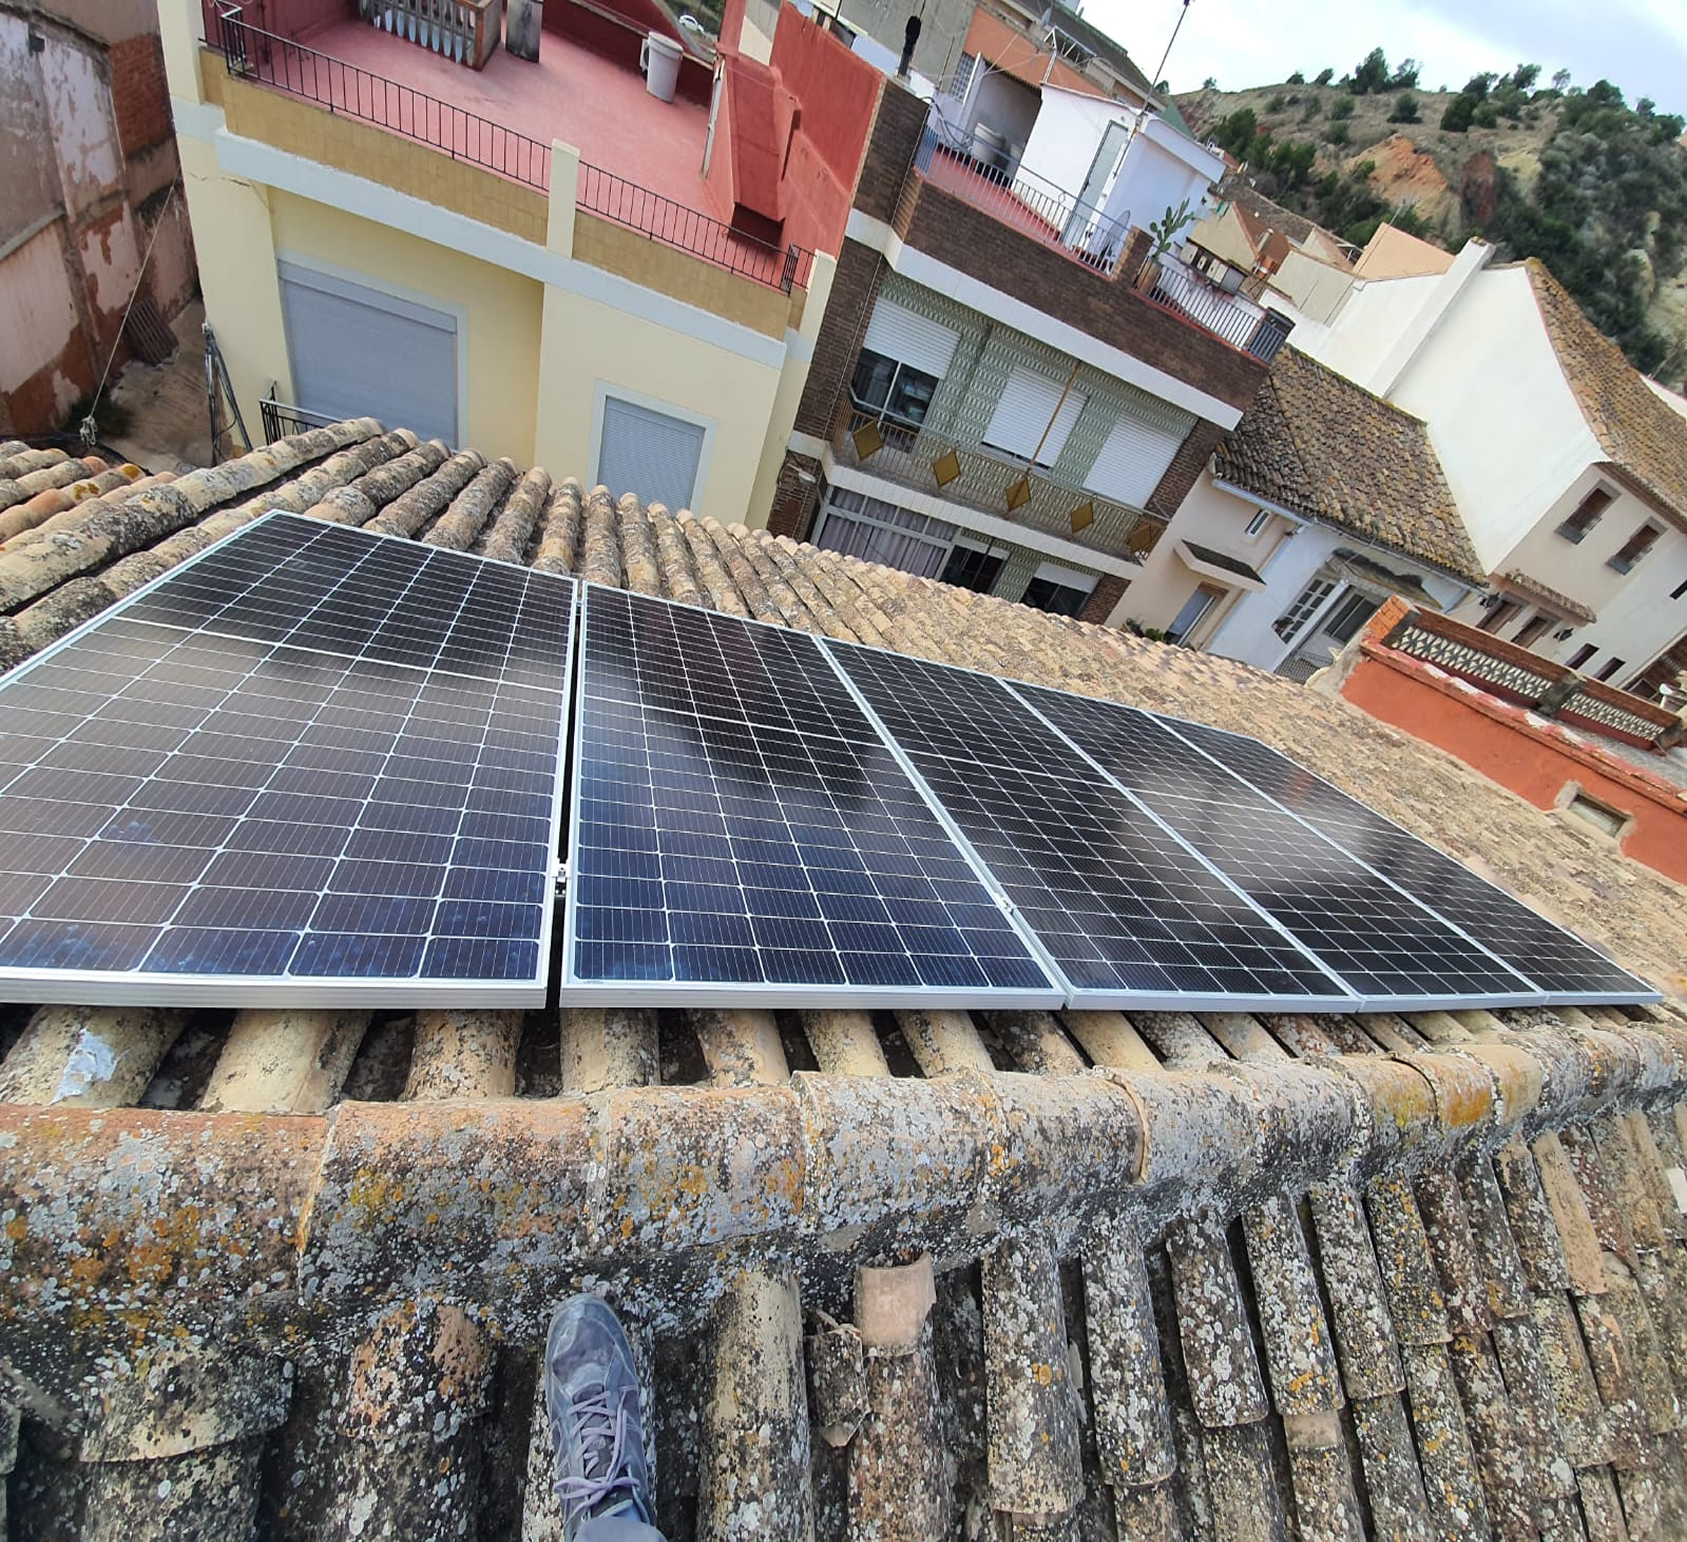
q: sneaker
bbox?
[544,1294,656,1537]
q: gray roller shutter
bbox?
[1084,412,1186,507]
[277,262,458,445]
[597,397,706,512]
[862,298,961,378]
[984,367,1086,465]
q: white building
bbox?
[1284,239,1687,699]
[1120,347,1485,673]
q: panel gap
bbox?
[657,1007,709,1086]
[340,1011,415,1101]
[514,1008,561,1097]
[872,1011,925,1077]
[775,1009,820,1074]
[143,1008,229,1110]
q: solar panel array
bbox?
[562,588,1058,1006]
[0,514,573,1005]
[0,509,1654,1014]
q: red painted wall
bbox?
[1340,644,1687,887]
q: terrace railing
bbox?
[259,390,342,444]
[577,163,813,293]
[208,3,550,187]
[836,400,1164,562]
[1140,258,1293,361]
[359,0,504,71]
[915,121,1129,275]
[206,6,814,292]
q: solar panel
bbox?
[1156,718,1658,1004]
[561,587,1059,1007]
[1015,686,1543,1010]
[824,643,1356,1011]
[0,513,574,1005]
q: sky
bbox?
[1081,0,1687,118]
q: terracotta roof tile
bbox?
[1528,259,1687,529]
[1215,346,1489,585]
[1,419,1686,1539]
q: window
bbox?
[1022,576,1092,616]
[1082,408,1188,508]
[597,396,706,512]
[949,51,977,102]
[814,488,954,579]
[1567,643,1598,671]
[1595,656,1627,682]
[1165,584,1225,646]
[1566,791,1629,838]
[1557,486,1614,542]
[1477,597,1522,634]
[983,368,1087,468]
[1607,524,1661,573]
[1244,509,1271,538]
[1673,577,1687,600]
[1513,613,1553,648]
[1319,591,1380,645]
[1273,577,1336,643]
[850,350,939,430]
[940,541,1006,594]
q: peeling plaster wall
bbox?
[0,4,199,435]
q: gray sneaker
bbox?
[544,1295,656,1538]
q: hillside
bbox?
[1175,67,1687,388]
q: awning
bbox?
[1174,539,1267,591]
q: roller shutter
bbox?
[1083,412,1186,507]
[597,397,707,513]
[278,262,458,446]
[862,298,961,379]
[983,367,1086,465]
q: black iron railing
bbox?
[576,163,813,293]
[208,2,551,189]
[259,391,342,444]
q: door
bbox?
[278,262,458,446]
[597,396,707,513]
[1062,119,1129,246]
[1286,587,1380,676]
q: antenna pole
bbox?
[1152,0,1191,92]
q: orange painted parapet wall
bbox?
[1339,600,1687,886]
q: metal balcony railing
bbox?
[259,391,342,444]
[206,5,813,293]
[359,0,503,71]
[915,121,1130,275]
[1138,257,1293,362]
[835,402,1164,562]
[208,2,550,187]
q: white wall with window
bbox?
[850,297,960,440]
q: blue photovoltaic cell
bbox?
[1156,717,1657,1003]
[824,643,1354,1009]
[0,513,574,1004]
[1015,686,1540,1006]
[563,587,1058,1005]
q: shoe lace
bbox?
[552,1379,644,1524]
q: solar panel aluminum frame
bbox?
[821,638,1366,1016]
[557,585,1064,1011]
[1145,708,1660,1010]
[1004,685,1553,1015]
[0,513,576,1009]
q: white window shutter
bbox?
[862,299,961,379]
[597,398,706,512]
[984,367,1086,464]
[1083,413,1185,507]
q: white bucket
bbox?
[640,32,683,103]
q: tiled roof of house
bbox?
[1217,176,1329,251]
[2,422,1686,1540]
[1528,258,1687,530]
[1498,567,1599,626]
[1214,346,1490,585]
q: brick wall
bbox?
[851,79,927,225]
[899,183,1269,415]
[768,450,823,540]
[791,237,883,439]
[1147,420,1227,520]
[110,34,173,157]
[1081,572,1129,625]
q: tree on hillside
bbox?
[1510,63,1541,91]
[1388,58,1421,89]
[1330,95,1355,120]
[1210,107,1264,161]
[1441,94,1478,133]
[1389,92,1420,124]
[1286,70,1305,85]
[1313,67,1334,86]
[1352,47,1389,95]
[1551,68,1571,92]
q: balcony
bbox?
[203,2,812,291]
[914,122,1130,276]
[1138,255,1292,362]
[831,402,1164,563]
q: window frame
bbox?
[1243,509,1271,538]
[1607,523,1661,574]
[849,349,941,432]
[1512,612,1553,649]
[1273,577,1337,644]
[1165,583,1226,646]
[1556,485,1615,543]
[1566,642,1598,672]
[1595,656,1628,683]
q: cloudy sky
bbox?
[1083,0,1687,116]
